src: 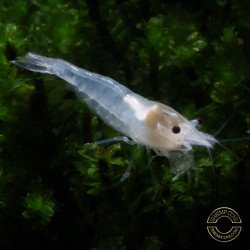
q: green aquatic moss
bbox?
[22,191,55,224]
[0,0,249,249]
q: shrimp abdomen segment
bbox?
[12,53,151,138]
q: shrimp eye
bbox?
[172,125,181,134]
[197,117,204,125]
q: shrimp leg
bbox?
[146,148,162,200]
[95,136,136,145]
[120,163,133,182]
[94,136,137,181]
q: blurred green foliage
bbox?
[0,0,249,249]
[22,191,55,224]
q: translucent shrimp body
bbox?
[12,53,217,176]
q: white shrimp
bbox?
[12,53,218,179]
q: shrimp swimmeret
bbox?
[12,53,218,180]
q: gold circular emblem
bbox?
[207,207,242,242]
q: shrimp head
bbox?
[144,104,217,156]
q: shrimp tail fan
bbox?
[12,53,55,74]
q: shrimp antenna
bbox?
[206,147,217,199]
[214,112,236,137]
[215,140,240,161]
[213,93,249,161]
[218,136,250,143]
[214,94,248,137]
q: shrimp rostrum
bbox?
[12,53,218,179]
